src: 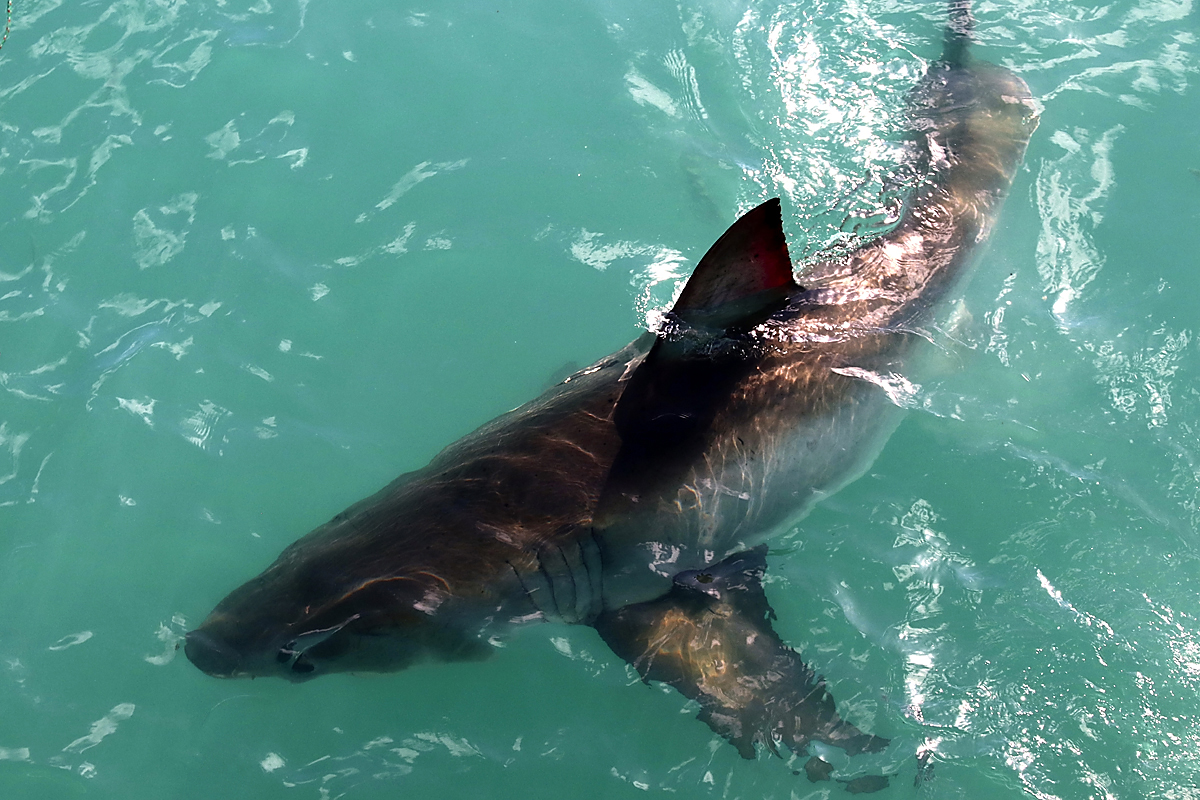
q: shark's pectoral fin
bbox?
[593,547,888,767]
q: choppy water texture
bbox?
[1,1,1198,798]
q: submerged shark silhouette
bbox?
[186,1,1036,784]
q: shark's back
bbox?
[594,25,1037,597]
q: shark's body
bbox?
[186,3,1036,778]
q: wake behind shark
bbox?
[186,2,1036,787]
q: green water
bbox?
[1,0,1198,797]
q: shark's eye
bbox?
[695,572,714,584]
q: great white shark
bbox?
[186,1,1037,782]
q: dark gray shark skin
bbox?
[186,1,1036,777]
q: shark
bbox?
[185,0,1037,783]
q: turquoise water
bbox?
[1,0,1198,797]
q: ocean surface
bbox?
[1,1,1198,798]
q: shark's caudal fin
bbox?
[594,548,888,771]
[942,0,974,66]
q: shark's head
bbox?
[184,515,500,681]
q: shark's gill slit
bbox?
[505,561,537,615]
[581,529,606,617]
[550,543,579,621]
[535,545,566,620]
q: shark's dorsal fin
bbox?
[670,197,798,329]
[600,200,798,508]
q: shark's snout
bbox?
[184,629,242,677]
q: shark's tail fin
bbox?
[943,0,974,65]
